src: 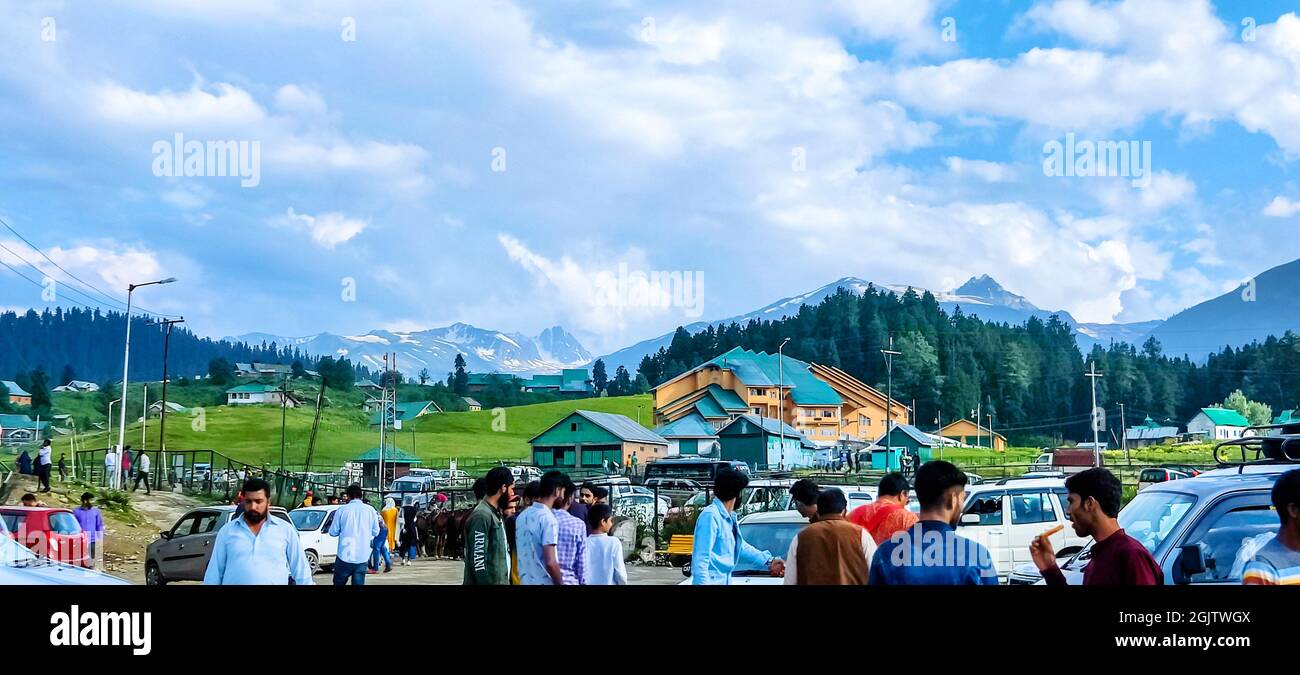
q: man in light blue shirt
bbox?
[204,478,313,585]
[328,484,381,585]
[515,473,564,585]
[691,468,783,584]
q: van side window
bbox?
[1053,489,1072,520]
[1010,492,1055,525]
[963,492,1004,526]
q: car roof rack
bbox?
[1213,423,1300,472]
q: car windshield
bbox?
[389,480,424,492]
[289,509,327,531]
[48,512,81,535]
[0,534,40,566]
[1070,490,1197,567]
[737,522,805,565]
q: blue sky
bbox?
[3,0,1300,356]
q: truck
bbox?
[1028,448,1101,474]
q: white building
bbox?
[1187,407,1249,441]
[226,384,297,407]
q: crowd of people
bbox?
[195,460,1300,588]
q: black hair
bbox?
[581,481,595,491]
[913,460,967,510]
[789,479,820,508]
[483,467,514,498]
[80,492,94,503]
[816,487,848,516]
[1064,468,1122,518]
[21,492,36,502]
[472,477,486,500]
[243,478,272,498]
[538,472,565,499]
[590,485,609,500]
[713,467,749,502]
[345,483,364,500]
[878,472,911,497]
[523,480,542,500]
[586,503,614,531]
[1271,468,1300,526]
[541,470,575,499]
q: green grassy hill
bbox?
[50,392,653,471]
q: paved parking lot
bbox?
[358,557,686,585]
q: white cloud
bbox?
[274,208,368,248]
[1095,171,1196,214]
[944,156,1013,182]
[0,238,173,298]
[1262,195,1300,217]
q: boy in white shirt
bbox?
[582,503,627,585]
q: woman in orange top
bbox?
[381,498,400,551]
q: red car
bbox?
[0,506,92,568]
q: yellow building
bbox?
[652,347,908,446]
[938,418,1007,452]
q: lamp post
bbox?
[881,335,901,467]
[777,337,790,471]
[107,397,120,485]
[115,277,176,489]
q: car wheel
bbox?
[145,562,166,586]
[305,549,320,573]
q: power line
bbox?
[0,215,132,310]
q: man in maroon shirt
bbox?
[1030,468,1163,585]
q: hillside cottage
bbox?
[1187,407,1249,441]
[529,410,668,471]
[225,383,299,407]
[1,380,32,407]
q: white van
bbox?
[957,478,1086,581]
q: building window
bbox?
[752,407,764,416]
[821,410,834,418]
[860,415,869,426]
[571,422,578,432]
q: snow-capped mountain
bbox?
[227,323,591,377]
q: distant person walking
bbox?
[848,472,918,544]
[399,496,420,565]
[583,503,626,585]
[1243,468,1300,585]
[204,478,314,585]
[73,492,105,568]
[132,450,151,494]
[464,467,514,585]
[515,473,564,585]
[120,447,132,486]
[785,488,876,585]
[369,513,392,574]
[36,439,53,493]
[57,454,67,483]
[102,448,116,487]
[328,484,381,585]
[1031,468,1163,586]
[381,497,400,552]
[691,467,783,584]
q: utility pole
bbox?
[1119,402,1128,465]
[777,337,790,471]
[882,336,901,465]
[379,353,388,490]
[279,372,290,474]
[936,409,943,461]
[303,373,326,475]
[148,317,184,490]
[987,412,995,452]
[115,276,176,489]
[1085,361,1104,467]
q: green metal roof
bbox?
[654,412,718,439]
[704,347,842,406]
[528,410,667,445]
[352,446,423,464]
[1199,407,1249,427]
[524,374,563,388]
[225,384,281,393]
[718,413,807,441]
[1273,410,1296,424]
[691,395,727,419]
[873,423,936,448]
[706,384,749,411]
[0,414,47,430]
[368,401,440,425]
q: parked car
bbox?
[956,478,1086,581]
[0,506,93,568]
[677,509,807,585]
[510,466,542,482]
[1138,467,1190,492]
[145,505,291,585]
[613,493,669,526]
[1008,461,1293,585]
[384,475,436,508]
[0,520,129,585]
[288,505,342,573]
[669,478,795,517]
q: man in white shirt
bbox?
[327,484,381,585]
[103,448,118,488]
[132,451,152,494]
[37,439,53,493]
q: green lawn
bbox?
[51,393,653,471]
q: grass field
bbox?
[48,393,653,470]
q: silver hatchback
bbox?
[145,505,290,585]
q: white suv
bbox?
[957,478,1086,582]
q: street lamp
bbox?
[107,397,121,484]
[777,337,790,471]
[115,277,176,489]
[881,335,901,470]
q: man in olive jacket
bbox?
[464,467,516,585]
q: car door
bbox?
[157,512,201,579]
[960,490,1008,573]
[1172,492,1277,585]
[184,510,223,580]
[319,510,339,561]
[1006,489,1061,568]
